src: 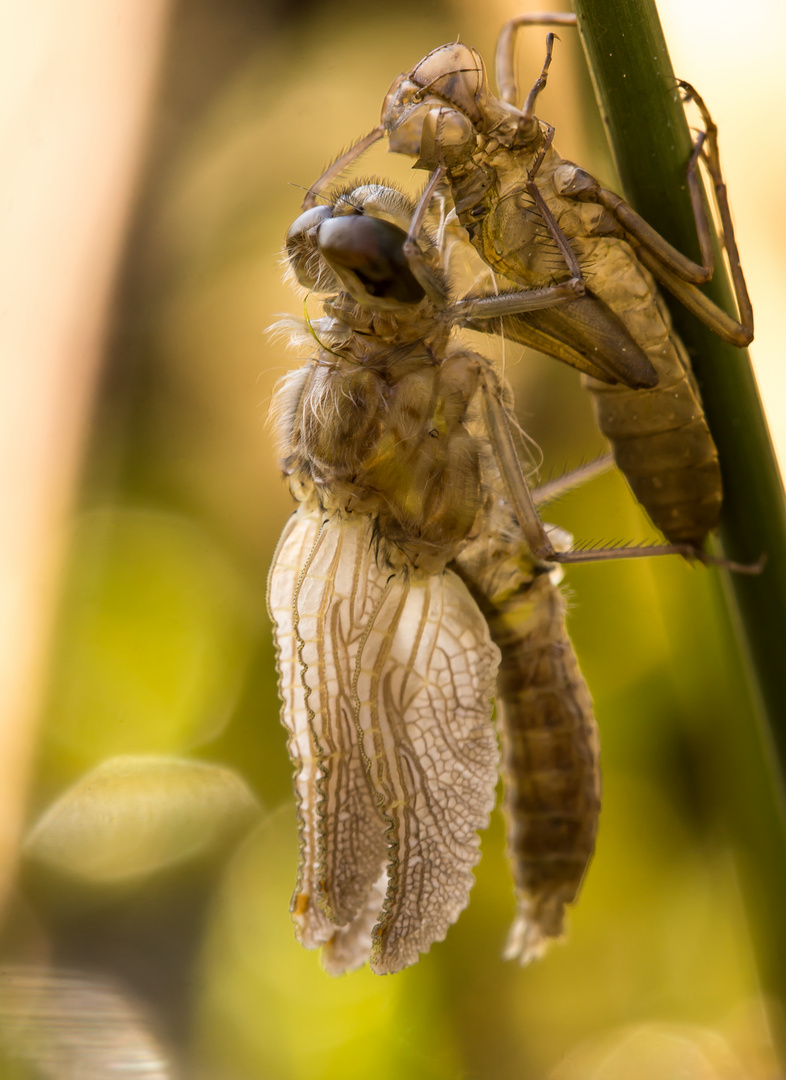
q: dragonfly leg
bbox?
[495,13,578,105]
[402,166,454,303]
[446,167,588,323]
[475,362,561,567]
[554,542,764,574]
[553,88,753,345]
[532,454,616,507]
[476,366,758,572]
[677,79,754,342]
[301,126,384,211]
[635,245,753,346]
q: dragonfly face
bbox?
[287,186,434,308]
[383,42,542,171]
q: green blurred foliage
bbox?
[24,756,260,885]
[40,508,257,784]
[9,0,779,1077]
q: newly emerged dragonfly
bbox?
[304,15,753,550]
[267,182,601,973]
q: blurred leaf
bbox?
[549,1021,755,1080]
[42,507,259,772]
[0,966,173,1080]
[24,756,260,885]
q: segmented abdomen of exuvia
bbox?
[474,163,722,547]
[579,237,722,547]
[453,532,600,964]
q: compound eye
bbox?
[286,205,332,245]
[317,215,425,305]
[285,205,333,288]
[418,106,476,169]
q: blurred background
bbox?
[1,0,785,1077]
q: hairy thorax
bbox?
[274,343,486,572]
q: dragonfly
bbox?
[302,15,753,552]
[266,181,603,973]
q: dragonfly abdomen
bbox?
[490,576,600,963]
[453,526,600,965]
[576,242,722,546]
[585,328,722,546]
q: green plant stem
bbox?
[572,0,786,1045]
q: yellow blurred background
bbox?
[1,0,784,1077]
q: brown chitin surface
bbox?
[561,193,722,546]
[385,39,723,549]
[579,286,722,548]
[477,150,722,548]
[453,514,601,963]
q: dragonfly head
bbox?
[407,42,489,126]
[286,186,437,309]
[384,42,534,160]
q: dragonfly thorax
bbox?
[274,349,485,571]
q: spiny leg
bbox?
[301,126,384,211]
[495,13,578,105]
[678,78,754,339]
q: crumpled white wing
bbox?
[267,505,500,974]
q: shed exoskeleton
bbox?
[303,16,753,550]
